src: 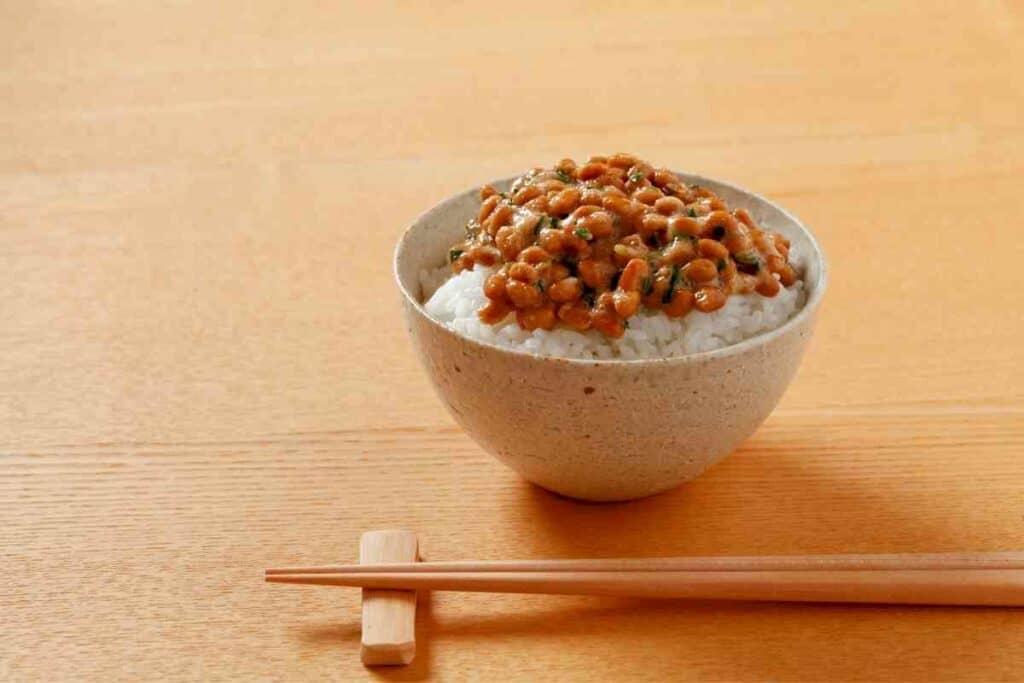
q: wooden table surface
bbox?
[3,2,1024,680]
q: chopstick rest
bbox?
[359,530,418,666]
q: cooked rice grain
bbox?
[421,262,805,360]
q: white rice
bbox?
[420,258,805,360]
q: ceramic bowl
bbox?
[394,173,826,501]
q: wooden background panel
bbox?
[2,1,1024,681]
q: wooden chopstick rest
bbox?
[359,530,418,666]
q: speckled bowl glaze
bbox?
[395,173,826,501]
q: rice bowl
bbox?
[395,162,826,500]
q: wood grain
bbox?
[2,1,1023,680]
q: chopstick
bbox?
[266,568,1024,606]
[266,552,1024,575]
[264,553,1024,607]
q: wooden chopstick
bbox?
[265,551,1024,576]
[265,568,1024,606]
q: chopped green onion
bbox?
[629,172,645,183]
[448,249,463,263]
[535,216,548,236]
[663,264,681,304]
[556,170,573,183]
[687,207,698,218]
[717,258,727,272]
[641,276,654,296]
[735,251,762,273]
[535,280,545,293]
[575,228,593,241]
[734,251,759,264]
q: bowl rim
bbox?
[394,171,827,367]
